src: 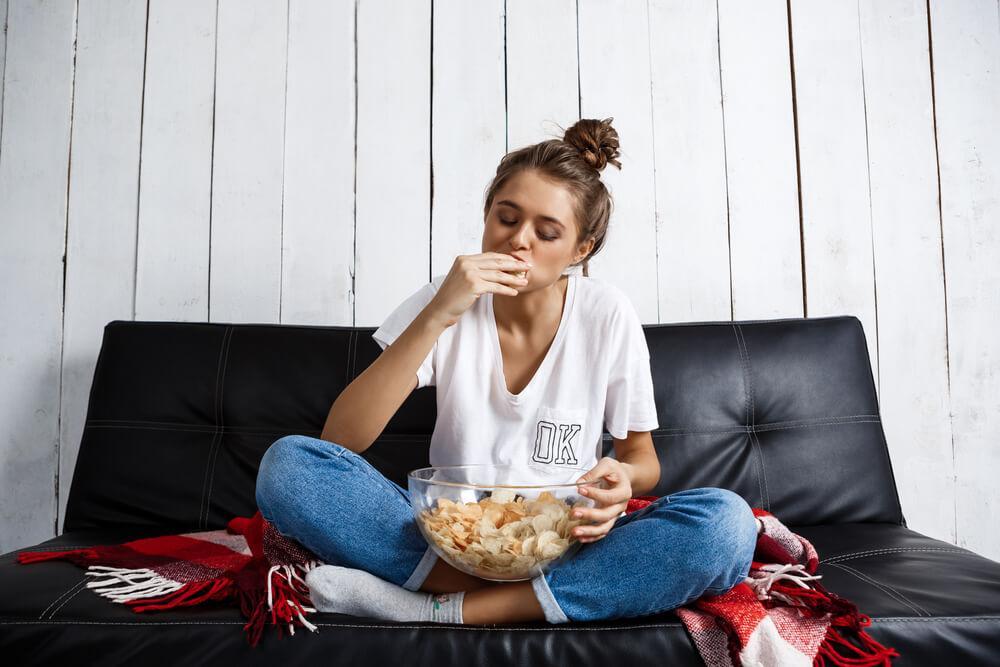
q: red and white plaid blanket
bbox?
[17,497,899,665]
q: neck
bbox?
[493,274,569,335]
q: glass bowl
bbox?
[407,464,605,582]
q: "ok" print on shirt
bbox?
[530,405,586,467]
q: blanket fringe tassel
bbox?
[248,559,321,646]
[748,564,900,666]
[81,565,234,612]
[84,566,186,602]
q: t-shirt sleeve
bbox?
[603,298,659,439]
[371,282,439,389]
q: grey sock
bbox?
[305,564,465,624]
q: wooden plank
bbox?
[858,0,955,545]
[429,0,506,277]
[790,1,877,369]
[280,0,355,325]
[577,0,659,321]
[505,0,577,153]
[0,0,8,147]
[134,0,216,321]
[354,0,430,326]
[0,0,77,552]
[57,0,147,534]
[718,0,802,318]
[209,0,288,323]
[648,0,731,321]
[928,0,1000,559]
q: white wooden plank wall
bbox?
[0,0,996,561]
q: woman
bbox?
[254,117,760,626]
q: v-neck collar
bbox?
[487,274,578,404]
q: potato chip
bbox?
[490,488,517,504]
[531,513,554,535]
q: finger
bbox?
[571,504,620,524]
[482,268,529,286]
[479,280,524,296]
[572,515,617,538]
[578,532,607,544]
[576,462,610,487]
[579,482,627,506]
[574,515,617,536]
[479,252,532,269]
[481,280,520,297]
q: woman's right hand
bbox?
[427,252,532,328]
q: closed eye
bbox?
[499,218,559,241]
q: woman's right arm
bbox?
[320,252,531,453]
[320,306,449,452]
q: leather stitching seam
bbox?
[825,562,931,617]
[198,326,232,529]
[203,326,234,529]
[48,582,89,619]
[38,578,87,620]
[821,547,977,564]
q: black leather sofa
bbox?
[2,316,999,665]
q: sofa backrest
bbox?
[64,315,904,532]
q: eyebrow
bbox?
[496,200,565,229]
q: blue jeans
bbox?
[255,435,758,624]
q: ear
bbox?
[573,237,595,264]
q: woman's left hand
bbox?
[571,457,633,543]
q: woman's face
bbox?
[481,169,592,291]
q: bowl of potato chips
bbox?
[407,464,603,582]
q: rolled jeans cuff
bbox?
[402,544,439,591]
[530,572,570,624]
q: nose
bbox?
[509,221,531,248]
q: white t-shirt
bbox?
[371,272,659,485]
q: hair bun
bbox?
[563,117,622,172]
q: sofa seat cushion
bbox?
[792,522,1000,663]
[795,522,1000,617]
[2,524,999,664]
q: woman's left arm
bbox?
[571,431,660,543]
[613,430,660,496]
